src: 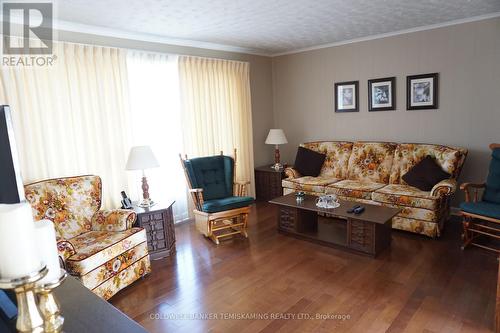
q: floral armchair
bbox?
[24,175,151,300]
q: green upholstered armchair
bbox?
[460,144,500,252]
[180,149,254,244]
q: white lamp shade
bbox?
[265,129,288,145]
[126,146,160,170]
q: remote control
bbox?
[353,206,365,215]
[347,205,361,213]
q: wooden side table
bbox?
[133,201,175,260]
[255,165,285,201]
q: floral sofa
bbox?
[24,175,151,300]
[283,141,467,237]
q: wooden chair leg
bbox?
[242,214,248,238]
[461,216,470,250]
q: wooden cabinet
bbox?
[255,165,285,201]
[133,201,175,260]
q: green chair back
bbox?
[183,155,234,201]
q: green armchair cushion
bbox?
[184,155,234,200]
[484,148,500,204]
[460,201,500,220]
[202,196,254,213]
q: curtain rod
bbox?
[1,33,250,65]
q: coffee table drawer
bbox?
[278,207,297,232]
[348,219,374,253]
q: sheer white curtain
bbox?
[126,52,189,222]
[178,56,255,195]
[0,40,131,208]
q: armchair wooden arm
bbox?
[234,180,250,196]
[460,182,486,203]
[189,188,204,210]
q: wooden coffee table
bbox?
[269,194,400,257]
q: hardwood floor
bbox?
[111,202,497,333]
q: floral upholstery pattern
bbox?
[327,180,386,200]
[282,176,341,193]
[65,228,146,275]
[389,143,467,184]
[284,167,301,179]
[372,184,440,210]
[25,176,101,240]
[91,209,136,232]
[78,242,148,290]
[57,239,76,261]
[431,179,458,197]
[282,141,466,237]
[392,216,441,238]
[24,175,151,299]
[347,142,397,183]
[93,256,151,300]
[301,141,353,178]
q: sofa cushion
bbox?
[347,142,397,183]
[65,227,147,276]
[294,147,326,177]
[301,141,353,179]
[389,143,466,184]
[460,201,500,219]
[484,148,500,204]
[25,175,102,239]
[282,176,341,193]
[402,155,451,191]
[78,241,149,290]
[202,196,254,213]
[183,155,234,200]
[372,184,439,210]
[327,180,386,200]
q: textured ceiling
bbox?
[56,0,500,55]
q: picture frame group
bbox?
[334,73,438,112]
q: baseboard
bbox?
[175,217,194,226]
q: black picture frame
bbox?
[368,77,396,111]
[334,81,359,112]
[406,73,439,110]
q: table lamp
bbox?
[126,146,160,207]
[265,129,288,170]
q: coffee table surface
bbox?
[269,194,400,225]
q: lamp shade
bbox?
[125,146,160,170]
[265,129,288,145]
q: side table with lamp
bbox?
[256,129,288,201]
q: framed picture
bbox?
[406,73,439,110]
[368,77,395,111]
[334,81,359,112]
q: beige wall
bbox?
[272,17,500,204]
[56,30,275,167]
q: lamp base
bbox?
[270,163,283,171]
[137,198,156,208]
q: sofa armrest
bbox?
[234,180,250,196]
[284,167,301,179]
[91,209,137,232]
[56,239,76,267]
[460,182,486,203]
[431,179,458,197]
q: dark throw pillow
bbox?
[402,155,451,191]
[294,146,326,177]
